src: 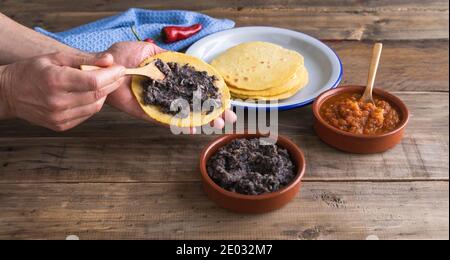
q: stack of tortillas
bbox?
[211,42,309,100]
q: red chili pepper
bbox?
[162,24,203,43]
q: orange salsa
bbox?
[320,93,401,135]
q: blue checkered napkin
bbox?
[35,8,235,52]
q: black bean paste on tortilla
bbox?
[207,138,297,195]
[142,59,222,118]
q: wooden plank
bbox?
[2,3,448,40]
[0,181,447,240]
[0,93,448,183]
[0,0,447,241]
[8,10,448,41]
[2,0,449,13]
[216,8,449,41]
[0,133,447,183]
[332,40,449,92]
[0,40,447,92]
[1,92,447,138]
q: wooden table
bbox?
[0,0,448,240]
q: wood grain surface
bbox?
[0,92,448,183]
[2,0,448,40]
[0,0,448,240]
[0,182,447,240]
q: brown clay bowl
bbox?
[313,85,410,154]
[199,133,306,214]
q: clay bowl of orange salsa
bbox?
[312,85,409,154]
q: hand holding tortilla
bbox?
[94,42,235,131]
[131,52,231,127]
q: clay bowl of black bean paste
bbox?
[200,134,306,214]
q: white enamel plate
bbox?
[186,27,343,110]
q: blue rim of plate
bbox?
[187,27,344,111]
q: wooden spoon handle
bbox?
[80,63,165,81]
[362,43,383,101]
[80,65,103,71]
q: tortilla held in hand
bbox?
[132,52,231,127]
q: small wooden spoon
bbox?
[81,61,166,81]
[361,43,383,104]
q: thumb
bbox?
[92,53,115,67]
[132,42,167,67]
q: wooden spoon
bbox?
[361,43,383,104]
[81,61,166,81]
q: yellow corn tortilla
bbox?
[211,41,304,91]
[231,68,309,101]
[228,65,307,97]
[131,52,230,127]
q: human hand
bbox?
[0,52,125,131]
[103,41,237,132]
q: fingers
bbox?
[59,115,92,131]
[66,77,124,107]
[211,117,225,129]
[210,110,237,129]
[38,113,93,132]
[105,81,154,121]
[83,65,125,91]
[42,97,106,132]
[223,109,237,124]
[53,52,114,68]
[47,52,125,93]
[63,97,106,121]
[132,42,167,67]
[16,52,125,133]
[142,42,166,56]
[56,65,125,93]
[40,76,120,124]
[92,53,115,67]
[49,115,92,132]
